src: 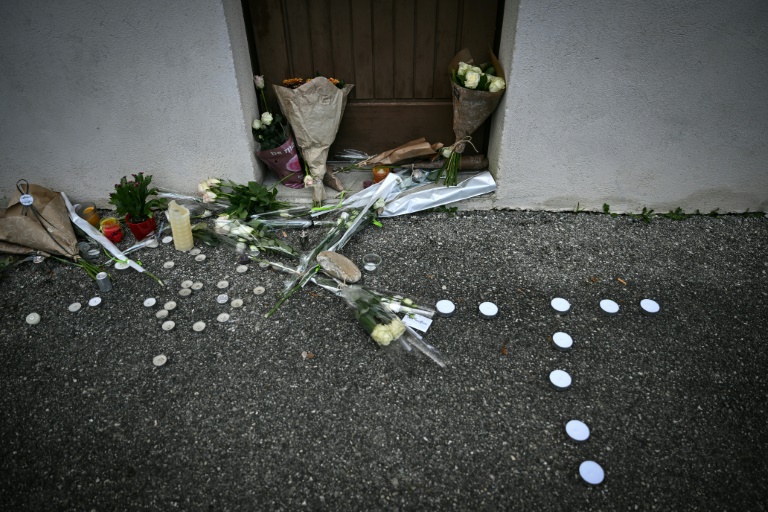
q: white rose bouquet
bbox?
[252,75,304,188]
[453,61,506,93]
[438,49,507,186]
[338,285,445,367]
[212,216,299,259]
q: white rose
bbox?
[261,112,273,125]
[488,76,506,93]
[371,324,393,346]
[388,319,406,340]
[231,224,254,237]
[303,175,314,187]
[197,181,210,194]
[387,302,402,313]
[471,66,483,74]
[252,119,262,130]
[457,62,471,78]
[207,178,221,186]
[464,70,481,89]
[254,75,265,90]
[201,190,217,203]
[441,147,453,159]
[214,217,231,234]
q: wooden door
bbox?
[245,0,502,158]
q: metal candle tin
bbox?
[95,272,112,292]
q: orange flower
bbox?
[282,78,305,89]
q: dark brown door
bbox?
[245,0,502,157]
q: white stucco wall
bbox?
[2,0,765,213]
[0,0,261,207]
[490,0,768,212]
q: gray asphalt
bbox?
[1,209,767,511]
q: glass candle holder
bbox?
[372,166,390,183]
[362,253,382,274]
[76,202,101,227]
[100,217,123,243]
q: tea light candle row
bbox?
[551,297,661,316]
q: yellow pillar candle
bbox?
[167,200,194,251]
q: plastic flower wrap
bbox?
[274,77,354,206]
[439,49,507,186]
[265,210,374,317]
[213,216,299,259]
[339,285,445,367]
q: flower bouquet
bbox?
[253,76,304,188]
[273,76,354,206]
[212,216,299,259]
[197,177,289,219]
[439,48,507,186]
[338,285,446,367]
[108,173,168,240]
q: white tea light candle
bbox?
[479,302,498,319]
[435,300,456,317]
[600,299,620,315]
[549,369,572,390]
[640,299,660,315]
[565,420,590,442]
[552,332,573,351]
[551,297,571,315]
[579,460,605,485]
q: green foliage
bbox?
[737,209,765,218]
[212,180,289,219]
[428,205,459,216]
[108,173,167,223]
[602,203,618,218]
[628,207,655,223]
[191,223,220,246]
[662,207,691,221]
[253,113,289,151]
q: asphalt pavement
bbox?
[1,209,766,510]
